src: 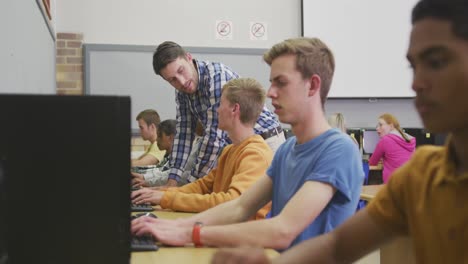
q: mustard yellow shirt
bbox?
[367,137,468,263]
[160,135,272,219]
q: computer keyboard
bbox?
[131,212,159,251]
[131,203,154,212]
[131,234,158,251]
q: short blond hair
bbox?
[221,78,265,126]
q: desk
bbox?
[360,184,382,201]
[131,207,279,264]
[360,185,416,264]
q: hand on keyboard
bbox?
[131,188,164,205]
[130,212,159,251]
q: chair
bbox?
[356,160,370,211]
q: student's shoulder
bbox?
[202,60,238,75]
[323,129,357,151]
[238,135,273,155]
[390,144,446,187]
[380,133,400,144]
[409,144,446,164]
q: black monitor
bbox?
[403,127,443,147]
[346,128,363,150]
[0,95,131,264]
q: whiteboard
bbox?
[84,44,272,131]
[302,0,418,98]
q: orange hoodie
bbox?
[160,135,272,219]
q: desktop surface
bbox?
[130,207,279,264]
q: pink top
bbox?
[369,133,416,183]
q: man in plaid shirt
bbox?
[152,41,285,187]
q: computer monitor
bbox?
[403,127,443,147]
[346,128,363,150]
[0,95,131,264]
[362,129,380,155]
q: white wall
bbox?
[56,0,301,47]
[57,0,423,128]
[0,1,56,95]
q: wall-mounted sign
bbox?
[250,22,267,40]
[215,20,233,40]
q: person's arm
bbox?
[131,175,273,245]
[179,136,203,184]
[131,172,148,187]
[161,144,271,213]
[131,167,217,205]
[270,209,393,263]
[198,180,335,249]
[187,63,239,181]
[187,104,226,181]
[131,154,158,167]
[167,93,195,183]
[368,137,386,166]
[210,209,394,264]
[131,188,164,205]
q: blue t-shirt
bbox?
[267,129,363,248]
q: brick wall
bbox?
[56,33,84,95]
[55,33,147,153]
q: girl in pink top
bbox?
[369,113,416,183]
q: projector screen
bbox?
[302,0,418,98]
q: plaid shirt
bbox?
[168,59,279,183]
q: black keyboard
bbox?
[131,203,154,212]
[131,235,159,251]
[130,212,159,251]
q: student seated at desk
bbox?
[327,112,359,146]
[131,109,166,167]
[131,37,363,250]
[133,119,203,187]
[135,120,205,188]
[132,119,177,187]
[369,113,416,183]
[211,1,468,263]
[132,78,273,219]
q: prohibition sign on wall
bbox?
[215,20,233,40]
[250,22,267,40]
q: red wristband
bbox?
[192,221,204,247]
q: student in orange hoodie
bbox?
[132,78,273,219]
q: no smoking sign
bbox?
[250,22,268,40]
[215,20,233,40]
